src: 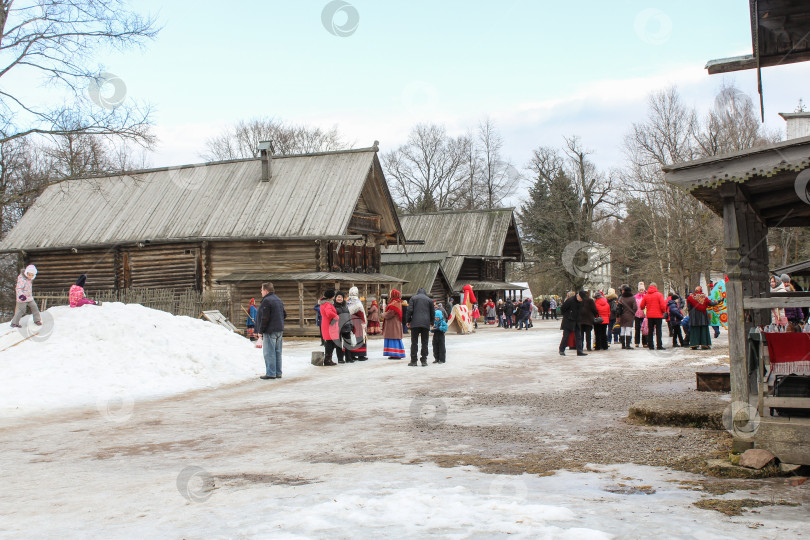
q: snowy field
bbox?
[0,305,807,539]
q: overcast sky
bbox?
[76,0,807,193]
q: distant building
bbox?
[381,208,524,303]
[584,243,612,293]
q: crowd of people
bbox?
[556,281,728,356]
[314,287,449,368]
[11,263,807,380]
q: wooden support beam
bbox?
[298,282,304,327]
[722,185,750,411]
[743,297,810,309]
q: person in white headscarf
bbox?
[346,286,368,361]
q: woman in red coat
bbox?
[319,289,341,366]
[593,291,611,350]
[640,283,667,350]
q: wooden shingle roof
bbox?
[0,148,403,251]
[384,208,523,259]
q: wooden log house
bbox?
[381,208,524,304]
[0,145,408,335]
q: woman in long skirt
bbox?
[382,289,406,359]
[347,287,368,361]
[367,300,381,335]
[687,286,717,350]
[484,299,496,325]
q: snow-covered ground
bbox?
[0,306,806,538]
[0,303,279,417]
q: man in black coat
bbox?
[504,299,513,328]
[256,282,287,379]
[559,292,587,356]
[407,287,433,366]
[541,298,551,319]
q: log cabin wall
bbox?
[122,243,200,291]
[230,280,322,332]
[457,259,483,281]
[208,240,318,290]
[430,276,450,302]
[25,249,117,291]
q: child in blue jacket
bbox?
[431,309,447,364]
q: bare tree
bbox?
[477,118,519,209]
[202,117,345,160]
[619,85,769,294]
[0,0,158,146]
[382,123,470,212]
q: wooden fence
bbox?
[35,288,231,319]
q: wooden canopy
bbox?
[707,0,810,74]
[663,135,810,228]
[665,136,810,465]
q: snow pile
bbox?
[0,303,281,416]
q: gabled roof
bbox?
[378,261,451,297]
[0,147,404,251]
[384,208,524,259]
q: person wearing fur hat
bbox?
[346,286,368,361]
[10,265,42,328]
[382,289,406,359]
[69,274,101,308]
[319,289,341,366]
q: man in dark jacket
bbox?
[667,294,685,347]
[407,288,433,366]
[504,299,513,328]
[578,291,599,352]
[256,282,286,379]
[559,292,586,356]
[541,298,551,319]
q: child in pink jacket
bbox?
[11,265,42,327]
[69,274,101,307]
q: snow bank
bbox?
[0,303,279,417]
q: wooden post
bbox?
[298,281,304,328]
[722,185,752,451]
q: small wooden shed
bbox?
[0,146,407,335]
[664,135,810,465]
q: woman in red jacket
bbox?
[593,291,612,350]
[319,289,341,366]
[640,283,667,351]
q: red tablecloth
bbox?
[764,332,810,375]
